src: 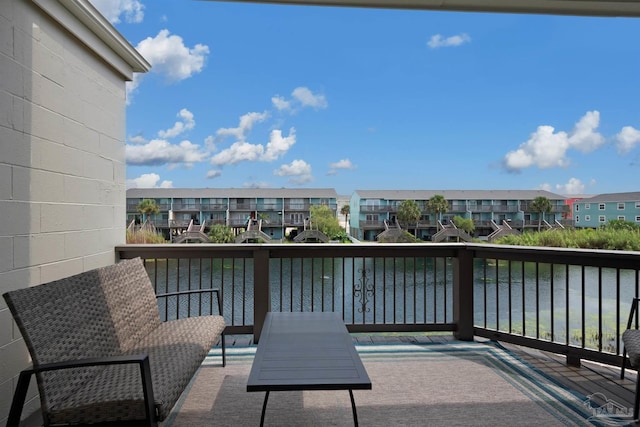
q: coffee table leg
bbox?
[260,391,270,427]
[349,389,359,427]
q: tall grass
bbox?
[495,228,640,251]
[126,229,167,244]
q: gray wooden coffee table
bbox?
[247,312,371,426]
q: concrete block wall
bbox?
[0,0,148,423]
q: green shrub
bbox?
[208,224,235,243]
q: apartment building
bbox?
[573,192,640,228]
[126,188,338,241]
[350,190,570,241]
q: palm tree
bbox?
[427,195,449,225]
[137,199,160,224]
[397,200,421,237]
[530,196,553,231]
[340,204,350,229]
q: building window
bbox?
[618,203,625,210]
[636,202,640,209]
[585,215,590,221]
[575,216,580,223]
[575,205,579,212]
[599,203,606,210]
[599,215,606,222]
[636,216,640,222]
[618,216,626,221]
[289,198,305,210]
[585,203,590,209]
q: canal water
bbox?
[147,257,638,352]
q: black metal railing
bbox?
[116,243,640,366]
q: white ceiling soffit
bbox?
[200,0,640,17]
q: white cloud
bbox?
[211,127,296,166]
[272,87,328,112]
[204,135,217,151]
[125,73,144,104]
[210,141,263,165]
[206,170,222,179]
[126,173,172,189]
[243,181,271,189]
[567,111,605,152]
[90,0,144,24]
[427,33,471,49]
[539,178,590,195]
[263,129,297,161]
[292,87,328,109]
[272,96,291,111]
[158,108,195,139]
[503,111,605,172]
[128,134,147,144]
[555,178,586,195]
[216,112,269,142]
[616,126,640,154]
[504,125,570,170]
[274,160,313,185]
[328,158,357,175]
[126,139,208,166]
[329,159,357,170]
[136,29,209,83]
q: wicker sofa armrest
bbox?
[7,355,156,427]
[626,298,640,330]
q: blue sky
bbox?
[89,0,640,196]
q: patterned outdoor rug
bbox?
[163,340,628,426]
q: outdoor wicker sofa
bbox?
[3,257,226,427]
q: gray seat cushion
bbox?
[47,316,226,424]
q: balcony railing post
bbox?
[253,248,271,344]
[453,247,474,341]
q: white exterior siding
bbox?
[0,0,148,423]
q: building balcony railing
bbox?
[204,219,226,227]
[448,205,468,212]
[469,206,494,212]
[127,203,172,211]
[359,220,386,229]
[471,220,494,228]
[360,206,394,213]
[201,204,228,211]
[416,220,438,227]
[171,203,200,211]
[229,203,257,210]
[257,203,283,211]
[229,218,250,227]
[116,243,640,368]
[490,205,520,213]
[284,203,311,211]
[520,203,570,213]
